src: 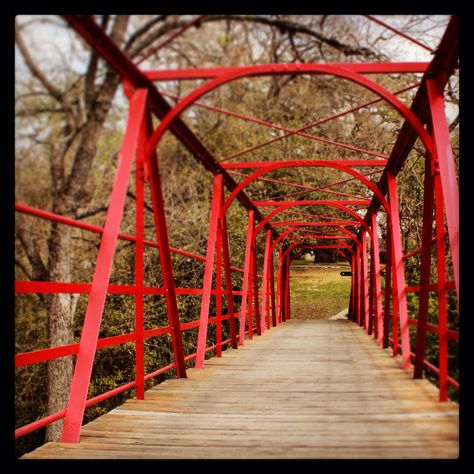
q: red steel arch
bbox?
[146,63,434,159]
[222,161,390,216]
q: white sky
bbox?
[15,15,457,123]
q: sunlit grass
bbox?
[289,262,351,320]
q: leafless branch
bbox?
[16,228,48,280]
[75,202,110,220]
[127,191,154,213]
[204,15,383,59]
[15,20,63,102]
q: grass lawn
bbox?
[289,262,352,320]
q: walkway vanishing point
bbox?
[22,319,459,460]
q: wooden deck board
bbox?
[21,320,459,459]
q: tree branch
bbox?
[203,15,383,59]
[75,202,110,220]
[15,256,33,280]
[449,113,459,132]
[125,15,167,52]
[15,21,63,102]
[16,228,48,280]
[127,191,154,213]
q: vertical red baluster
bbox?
[277,248,284,323]
[195,173,224,368]
[434,171,449,401]
[144,118,187,379]
[215,216,223,357]
[240,210,254,343]
[134,111,146,400]
[252,229,262,335]
[280,249,288,322]
[61,89,148,443]
[220,209,238,349]
[387,172,411,368]
[361,230,369,331]
[261,230,272,331]
[370,213,383,345]
[355,245,361,326]
[269,244,277,327]
[382,221,392,349]
[368,230,375,337]
[285,253,291,320]
[414,153,435,379]
[348,254,353,321]
[391,246,400,357]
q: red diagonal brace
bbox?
[61,89,148,443]
[195,174,224,368]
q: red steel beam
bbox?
[61,89,148,443]
[254,199,370,206]
[364,15,435,53]
[145,62,429,81]
[222,160,387,169]
[15,202,244,273]
[272,221,358,228]
[195,174,224,368]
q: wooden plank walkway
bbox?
[22,319,459,459]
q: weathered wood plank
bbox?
[20,320,459,460]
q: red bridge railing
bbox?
[15,200,278,439]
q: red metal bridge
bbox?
[15,15,459,459]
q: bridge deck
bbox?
[22,320,459,459]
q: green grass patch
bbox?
[289,263,351,320]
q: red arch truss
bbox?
[13,15,459,446]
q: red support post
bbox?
[61,89,148,443]
[361,230,370,331]
[434,171,449,401]
[368,231,375,337]
[413,153,435,379]
[371,213,384,345]
[355,245,362,326]
[220,211,238,349]
[195,173,224,368]
[283,253,290,321]
[278,248,285,322]
[261,230,273,330]
[285,254,291,320]
[383,220,393,349]
[349,253,356,321]
[269,246,277,327]
[387,172,411,368]
[426,79,459,303]
[134,113,147,401]
[240,210,255,343]
[251,228,262,336]
[215,216,223,357]
[247,252,254,338]
[144,116,187,379]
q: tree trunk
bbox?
[45,223,75,441]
